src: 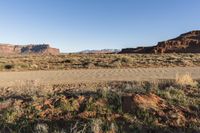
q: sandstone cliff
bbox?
[120,30,200,54]
[0,44,60,55]
[154,30,200,53]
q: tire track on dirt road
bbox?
[0,67,200,87]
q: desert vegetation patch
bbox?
[0,80,200,133]
[0,53,200,71]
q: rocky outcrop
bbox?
[154,30,200,53]
[120,47,154,53]
[0,44,60,55]
[120,30,200,54]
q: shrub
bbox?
[91,119,103,133]
[121,56,133,64]
[175,73,197,87]
[4,64,14,70]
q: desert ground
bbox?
[0,53,200,87]
[0,53,200,71]
[1,54,200,133]
[1,67,200,87]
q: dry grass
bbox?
[0,53,200,71]
[175,73,197,86]
[0,80,54,98]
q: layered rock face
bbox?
[154,30,200,53]
[120,30,200,54]
[0,44,60,55]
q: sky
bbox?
[0,0,200,52]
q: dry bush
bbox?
[34,123,49,133]
[91,119,103,133]
[175,73,197,87]
[8,80,53,97]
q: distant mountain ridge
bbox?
[78,49,120,54]
[0,44,60,55]
[120,30,200,53]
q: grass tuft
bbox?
[175,73,197,87]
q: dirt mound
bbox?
[122,93,166,113]
[0,44,60,55]
[133,93,167,111]
[120,30,200,53]
[122,93,190,127]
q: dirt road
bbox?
[0,67,200,87]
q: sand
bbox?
[0,67,200,87]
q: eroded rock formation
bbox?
[120,30,200,54]
[0,44,60,55]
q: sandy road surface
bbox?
[0,67,200,87]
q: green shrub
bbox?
[4,64,14,70]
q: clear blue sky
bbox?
[0,0,200,52]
